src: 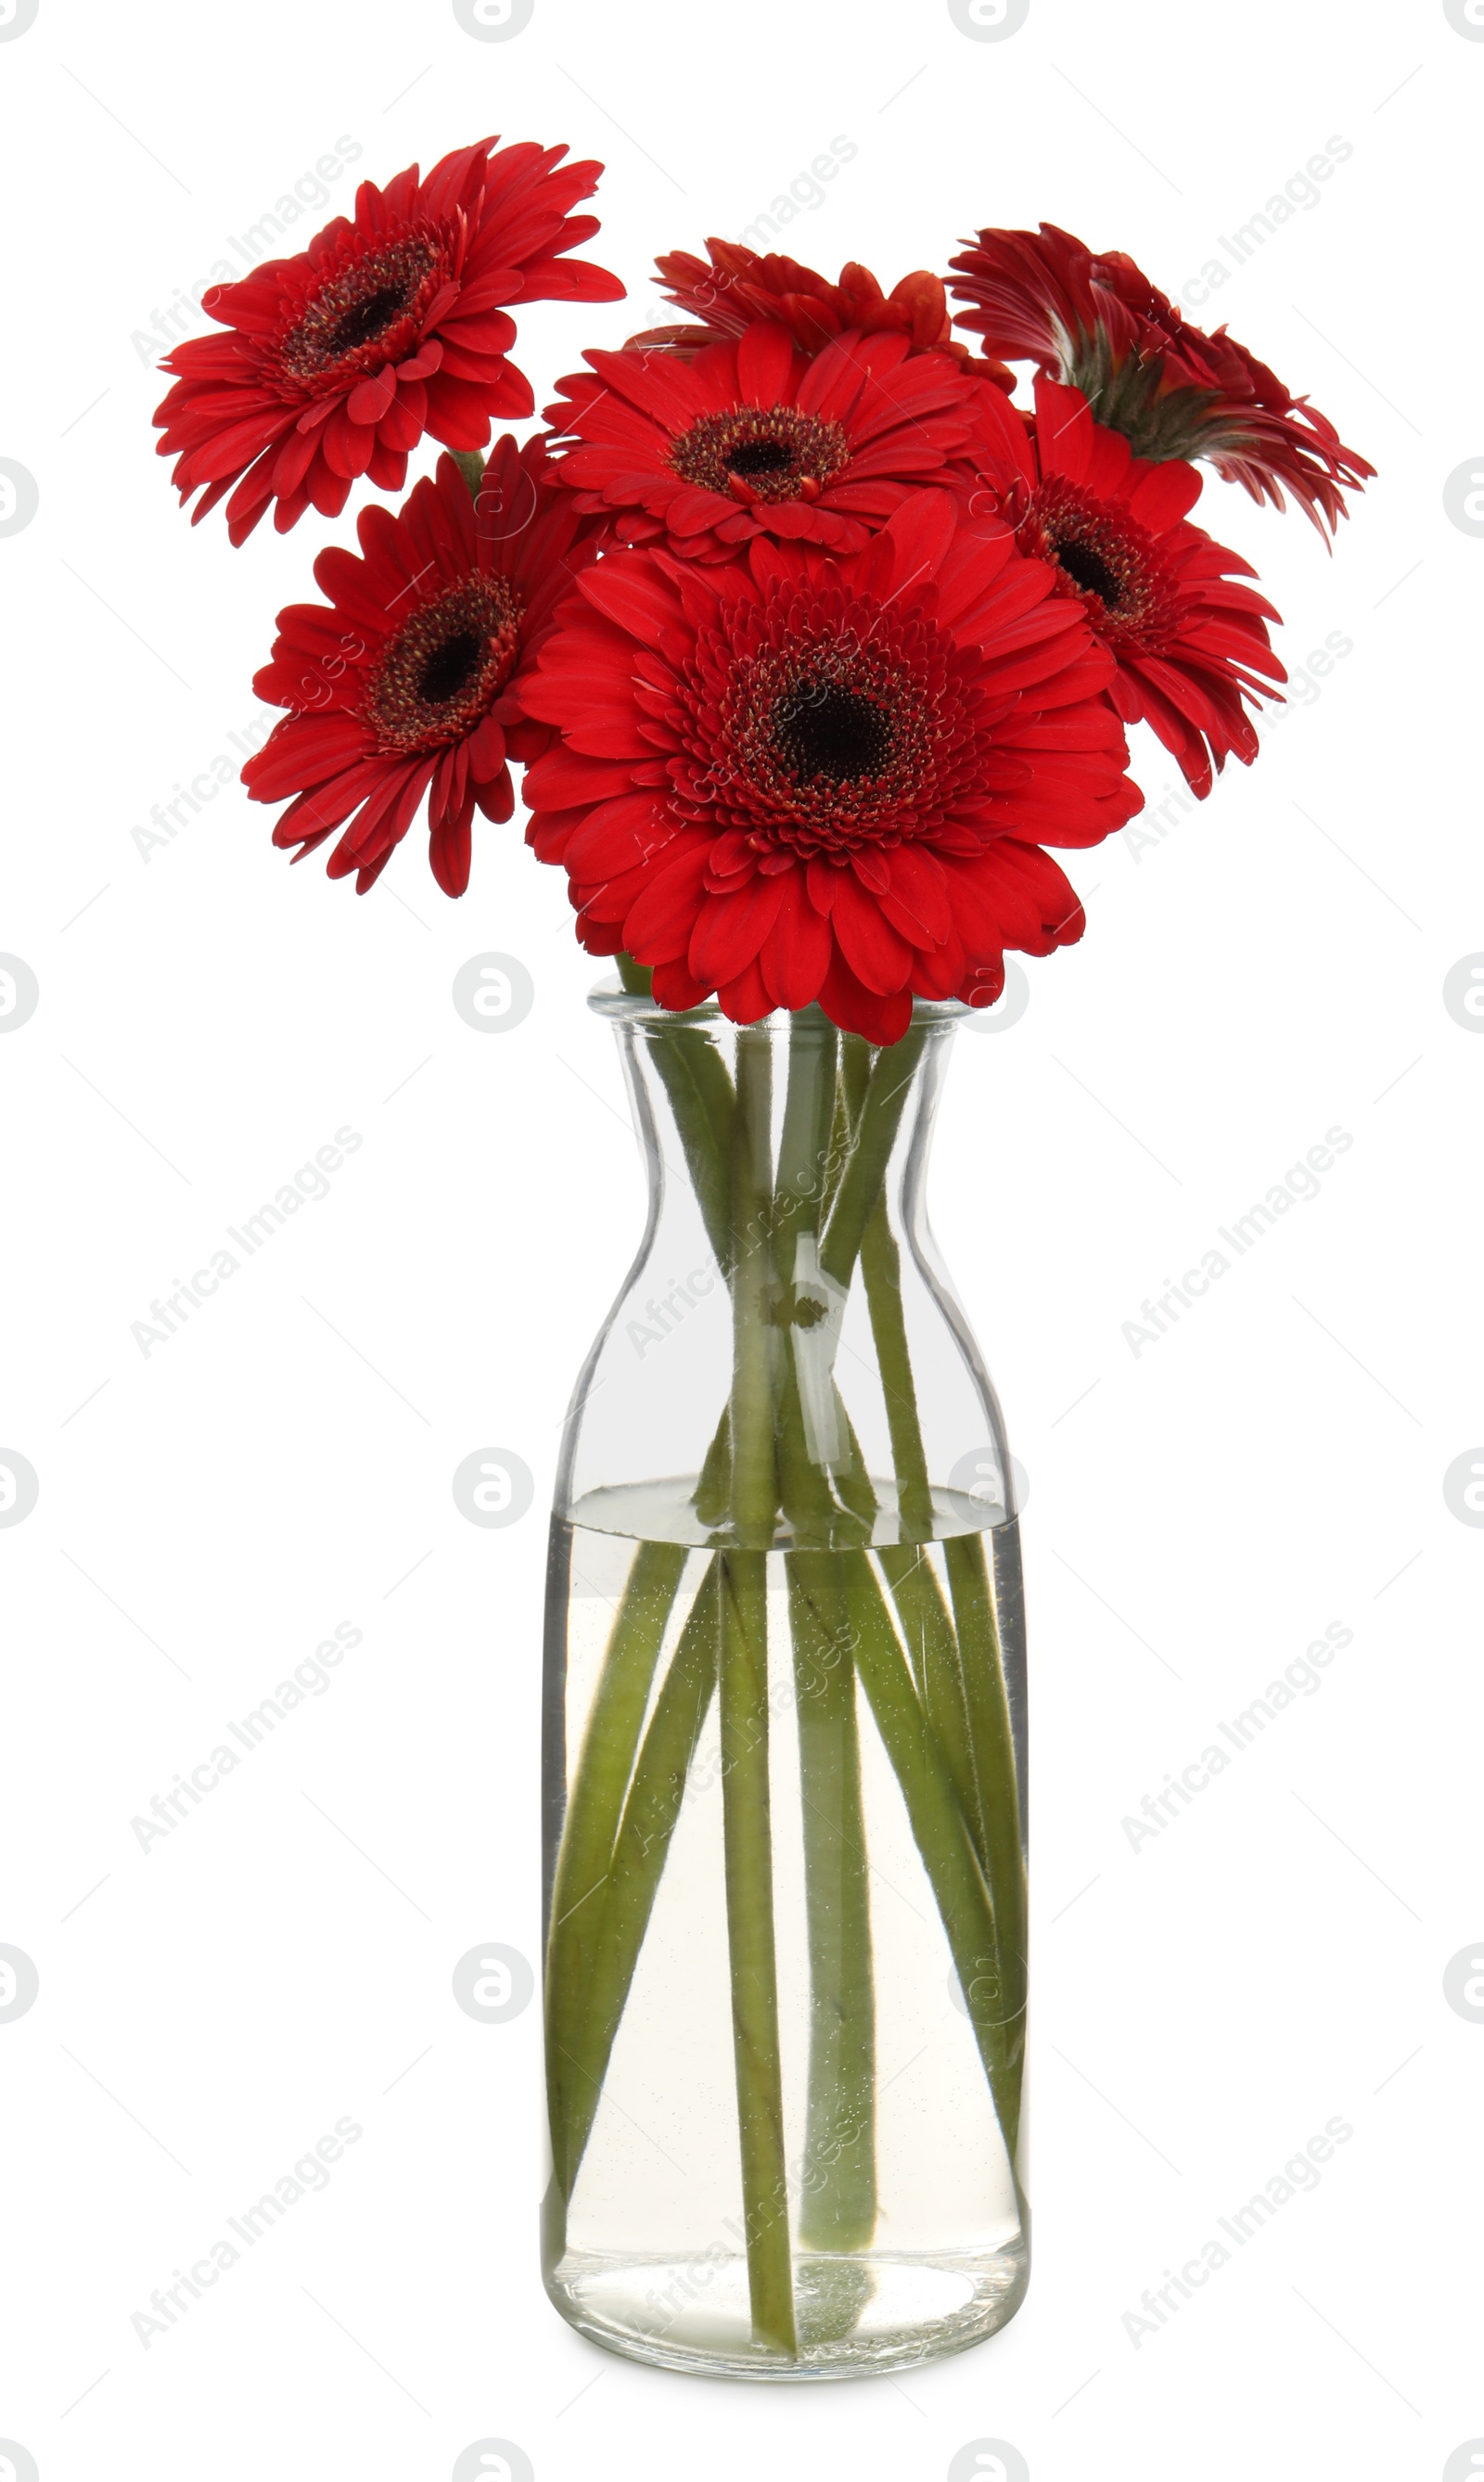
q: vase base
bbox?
[545,2239,1029,2381]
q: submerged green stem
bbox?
[858,1192,987,1850]
[787,1549,876,2250]
[544,1540,688,2196]
[946,1529,1027,2120]
[719,1549,797,2356]
[843,1547,1021,2160]
[772,1025,879,2250]
[553,1557,721,2203]
[721,1030,796,2353]
[876,1539,984,1850]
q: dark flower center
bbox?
[669,585,980,864]
[670,403,851,503]
[417,629,487,707]
[1051,535,1124,608]
[326,284,417,358]
[772,679,897,782]
[1026,476,1178,650]
[281,237,441,382]
[725,438,795,479]
[364,579,523,753]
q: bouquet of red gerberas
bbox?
[155,140,1370,2382]
[155,145,1368,1038]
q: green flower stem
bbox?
[857,1191,987,1847]
[787,1550,876,2251]
[772,1016,857,1546]
[945,1531,1027,2094]
[819,1025,927,1292]
[827,1386,881,1532]
[854,1160,1024,2157]
[838,1030,872,1132]
[722,1029,796,2356]
[613,960,738,1273]
[544,1539,688,2194]
[774,1020,877,2254]
[552,1560,723,2211]
[860,1198,934,1537]
[843,1546,1021,2158]
[729,1030,779,1545]
[876,1540,982,1844]
[719,1548,797,2356]
[774,1008,838,1252]
[693,1404,732,1529]
[646,1025,736,1274]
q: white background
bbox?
[1,0,1479,2475]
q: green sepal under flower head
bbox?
[1059,324,1248,466]
[450,448,487,502]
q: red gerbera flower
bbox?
[154,138,623,545]
[544,318,985,562]
[949,222,1373,536]
[971,375,1286,799]
[242,438,595,896]
[629,236,1014,386]
[518,493,1142,1044]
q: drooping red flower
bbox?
[949,223,1373,536]
[243,439,596,896]
[155,139,623,545]
[544,319,986,563]
[518,493,1143,1044]
[629,236,1014,386]
[970,376,1286,799]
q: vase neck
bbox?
[553,991,1010,1549]
[608,999,957,1268]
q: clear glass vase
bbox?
[541,985,1028,2381]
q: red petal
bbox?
[687,876,787,987]
[828,870,913,996]
[758,880,830,1009]
[817,952,912,1045]
[735,320,799,407]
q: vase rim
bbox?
[587,979,974,1032]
